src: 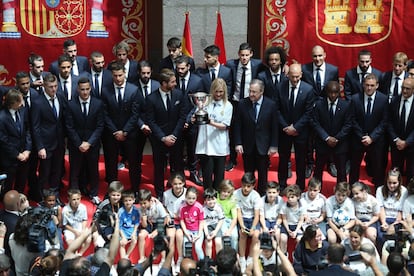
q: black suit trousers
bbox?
[199,154,225,190]
[242,148,269,196]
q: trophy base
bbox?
[194,114,209,125]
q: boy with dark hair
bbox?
[118,190,140,259]
[203,188,224,258]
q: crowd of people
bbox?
[0,36,414,275]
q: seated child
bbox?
[203,188,224,258]
[118,190,140,259]
[62,189,90,255]
[93,181,124,247]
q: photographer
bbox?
[309,244,358,276]
[358,243,388,276]
[381,221,412,264]
[293,225,328,275]
[386,252,410,276]
[216,247,240,275]
[250,241,295,276]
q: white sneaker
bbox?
[239,257,247,273]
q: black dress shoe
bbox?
[287,168,292,179]
[328,163,337,177]
[305,165,313,179]
[225,161,235,172]
[189,172,203,186]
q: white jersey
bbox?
[260,195,283,222]
[163,188,187,218]
[141,198,167,224]
[203,204,225,227]
[353,194,380,221]
[280,202,305,225]
[326,196,355,220]
[403,195,414,220]
[376,185,408,218]
[300,192,326,219]
[234,188,262,219]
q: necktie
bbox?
[181,78,186,94]
[166,93,171,112]
[82,102,88,117]
[143,85,149,97]
[329,102,335,121]
[15,111,21,133]
[393,77,400,97]
[23,95,29,107]
[117,87,122,109]
[400,99,407,132]
[289,86,296,109]
[94,74,100,96]
[366,96,372,116]
[240,66,247,99]
[63,80,68,98]
[254,102,259,123]
[210,69,216,81]
[360,73,366,85]
[315,68,322,93]
[273,74,279,85]
[50,97,57,117]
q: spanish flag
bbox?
[214,11,227,64]
[181,12,193,58]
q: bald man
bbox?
[275,64,316,190]
[0,190,20,270]
[180,258,197,276]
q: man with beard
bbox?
[89,51,112,98]
[49,39,89,77]
[28,53,48,93]
[258,46,287,100]
[56,54,80,101]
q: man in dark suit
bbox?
[89,51,113,98]
[257,46,287,101]
[225,43,264,171]
[0,190,21,273]
[388,77,414,182]
[175,55,203,185]
[344,49,383,100]
[234,79,278,195]
[312,81,352,187]
[135,60,159,188]
[276,64,315,191]
[309,244,358,276]
[56,54,81,101]
[15,72,40,200]
[49,39,89,77]
[111,41,139,85]
[145,69,186,199]
[302,45,340,178]
[159,37,195,73]
[379,51,409,103]
[65,78,104,204]
[0,89,31,194]
[28,53,48,93]
[349,74,388,187]
[31,73,66,198]
[101,61,141,192]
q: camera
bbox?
[384,223,413,253]
[153,218,167,254]
[259,232,273,250]
[222,236,231,248]
[184,241,193,258]
[196,257,216,276]
[347,252,362,262]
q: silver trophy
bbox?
[189,92,211,125]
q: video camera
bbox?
[188,257,216,276]
[259,232,273,250]
[384,223,414,253]
[153,218,167,254]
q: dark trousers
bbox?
[314,151,347,187]
[38,145,65,195]
[278,139,306,190]
[102,132,140,192]
[183,126,198,172]
[243,149,269,196]
[137,132,149,187]
[349,143,385,187]
[150,139,184,198]
[228,100,239,164]
[391,146,414,183]
[68,145,100,197]
[199,154,225,190]
[1,161,29,194]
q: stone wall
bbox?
[162,0,248,67]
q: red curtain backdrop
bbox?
[0,0,145,86]
[262,0,413,77]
